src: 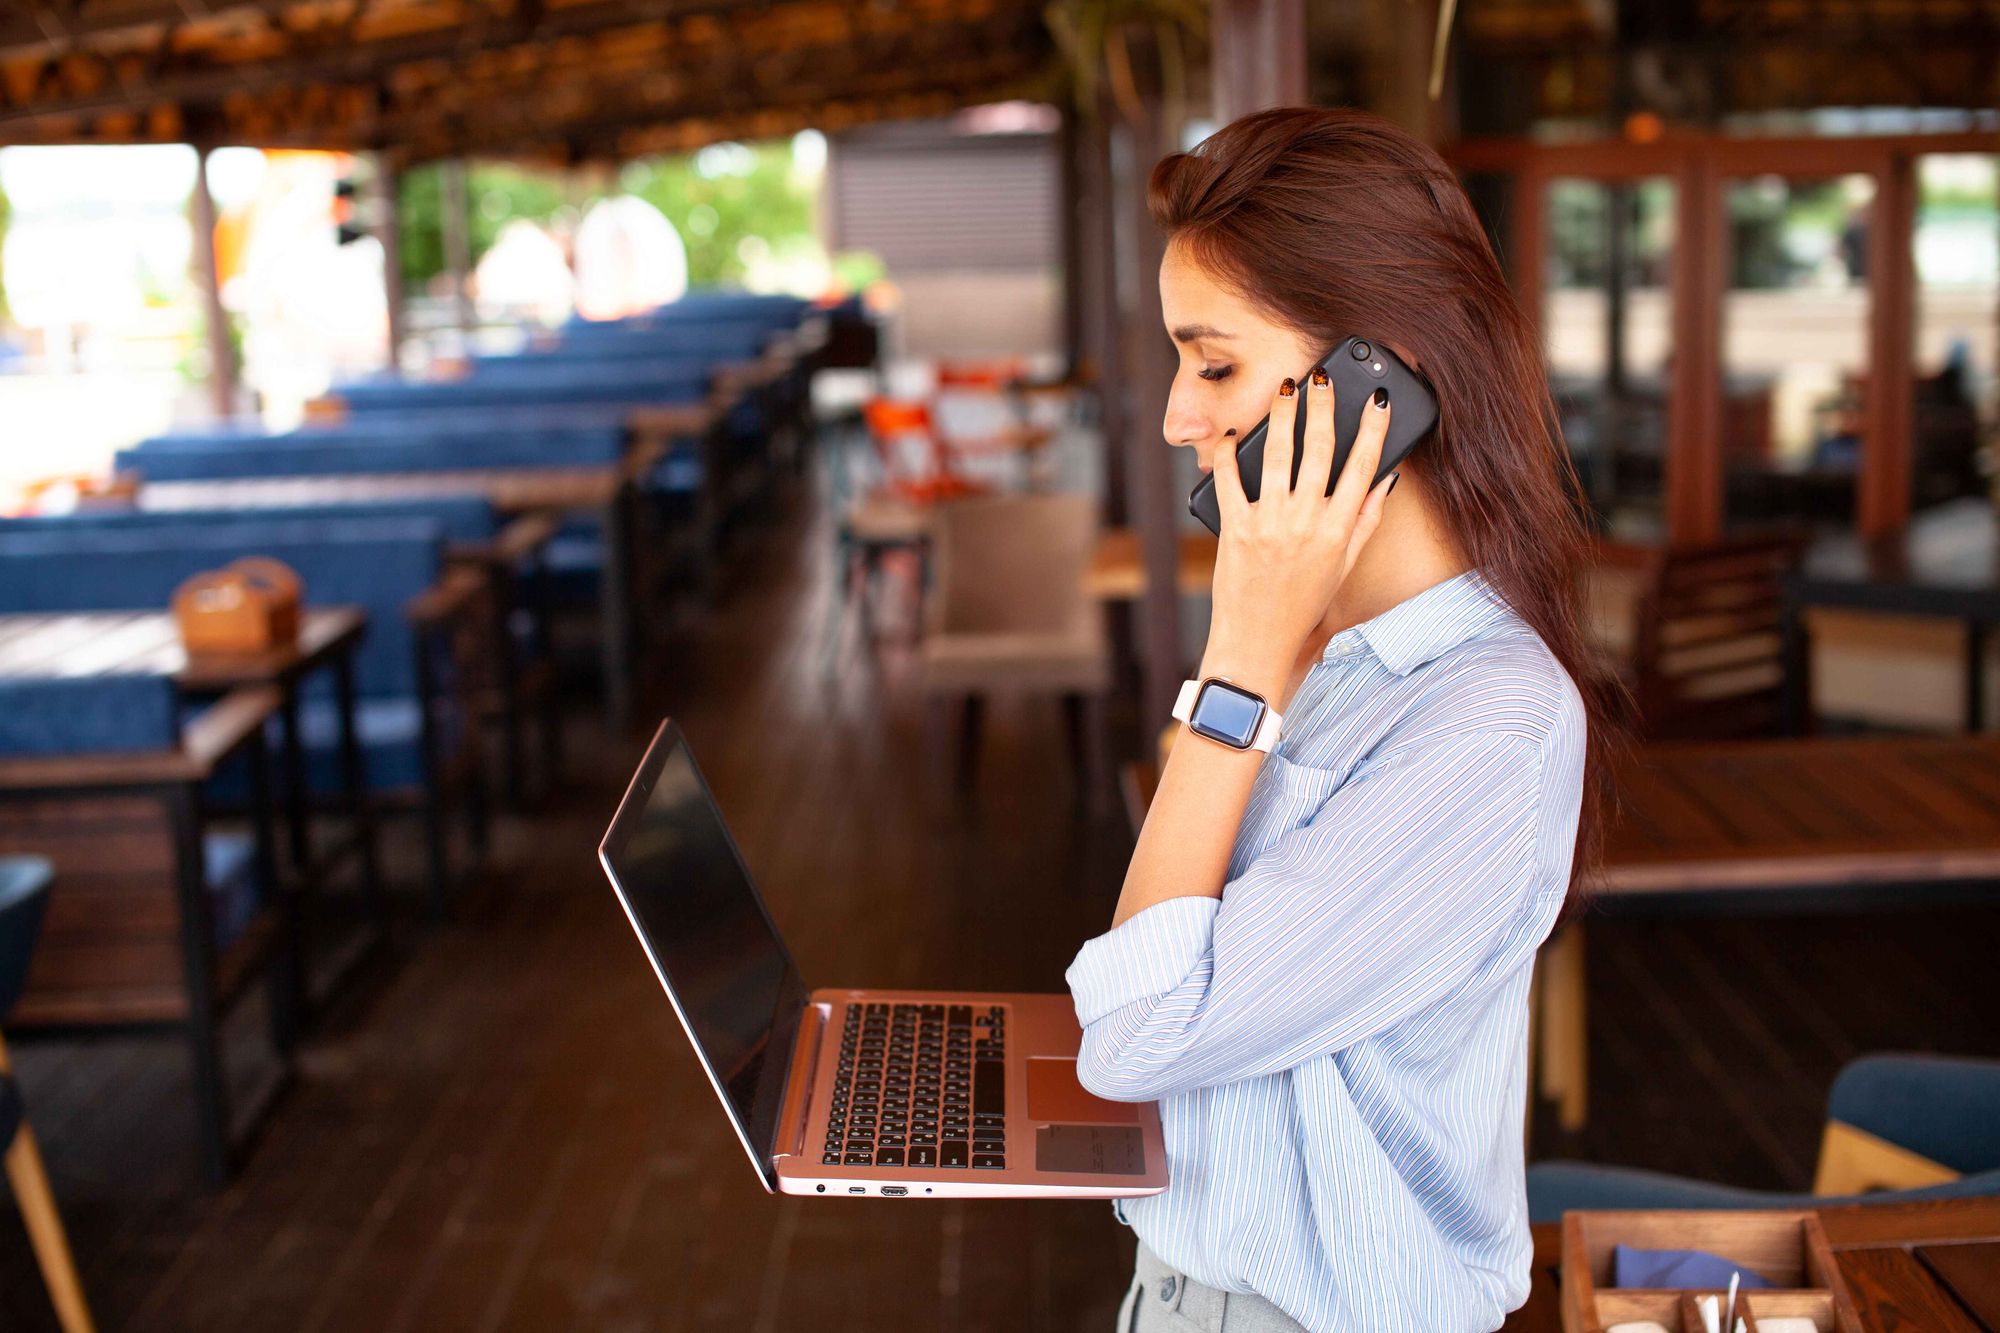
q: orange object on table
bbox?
[173,557,304,656]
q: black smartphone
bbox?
[1188,336,1438,536]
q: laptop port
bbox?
[848,1186,867,1194]
[881,1186,908,1197]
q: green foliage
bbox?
[622,142,816,288]
[391,141,821,293]
[396,162,573,287]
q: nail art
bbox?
[1278,378,1297,398]
[1387,471,1400,495]
[1310,366,1330,388]
[1372,386,1389,408]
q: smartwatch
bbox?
[1172,677,1283,753]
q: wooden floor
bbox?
[4,477,2000,1331]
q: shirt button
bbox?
[1159,1276,1178,1302]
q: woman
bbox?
[1067,107,1622,1332]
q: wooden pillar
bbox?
[1666,152,1725,546]
[1059,105,1087,376]
[189,146,236,419]
[1079,98,1128,525]
[1860,151,1917,538]
[1120,89,1185,729]
[372,155,406,371]
[1210,0,1308,123]
[440,158,474,334]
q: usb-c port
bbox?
[881,1186,908,1197]
[848,1186,867,1194]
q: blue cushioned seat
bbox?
[0,496,500,545]
[1527,1053,2000,1222]
[117,427,626,482]
[0,521,454,801]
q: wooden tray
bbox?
[1560,1210,1864,1333]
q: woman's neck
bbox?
[1297,467,1471,665]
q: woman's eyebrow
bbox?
[1170,323,1235,343]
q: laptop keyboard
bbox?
[822,1001,1007,1171]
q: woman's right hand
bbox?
[1201,366,1399,712]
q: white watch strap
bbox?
[1172,678,1283,753]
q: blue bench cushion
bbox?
[118,428,625,482]
[205,695,455,804]
[0,675,179,756]
[0,520,447,698]
[0,496,500,545]
[1827,1055,2000,1176]
[1526,1159,2000,1223]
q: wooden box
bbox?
[173,557,303,656]
[1560,1210,1864,1333]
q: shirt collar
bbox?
[1320,568,1514,676]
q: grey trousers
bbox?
[1115,1242,1309,1333]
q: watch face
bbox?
[1189,680,1266,749]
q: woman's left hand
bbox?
[1201,368,1398,710]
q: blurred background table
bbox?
[1785,498,2000,732]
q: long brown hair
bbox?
[1149,105,1626,909]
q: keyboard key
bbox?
[876,1147,905,1167]
[941,1142,968,1168]
[974,1061,1005,1114]
[972,1154,1006,1170]
[823,1153,842,1165]
[843,1152,872,1166]
[909,1146,937,1167]
[910,1132,937,1146]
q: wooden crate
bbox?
[1560,1210,1864,1333]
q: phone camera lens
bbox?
[1350,341,1372,361]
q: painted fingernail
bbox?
[1372,386,1389,408]
[1387,471,1400,495]
[1310,367,1330,389]
[1279,378,1296,398]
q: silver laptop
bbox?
[599,719,1169,1199]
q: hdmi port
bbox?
[881,1186,908,1196]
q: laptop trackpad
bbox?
[1027,1058,1148,1177]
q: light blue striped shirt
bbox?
[1067,568,1585,1332]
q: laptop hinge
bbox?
[774,1001,831,1160]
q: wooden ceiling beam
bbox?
[0,0,785,126]
[289,10,1047,156]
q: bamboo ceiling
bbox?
[0,0,1056,162]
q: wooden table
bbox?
[0,608,384,1014]
[1085,529,1218,600]
[135,466,643,728]
[1122,731,2000,1129]
[1783,497,2000,733]
[1504,1198,2000,1332]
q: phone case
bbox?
[1188,336,1438,536]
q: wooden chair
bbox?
[920,494,1111,812]
[0,857,94,1332]
[1627,528,1810,742]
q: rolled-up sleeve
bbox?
[1066,729,1547,1102]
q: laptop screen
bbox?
[600,722,807,1189]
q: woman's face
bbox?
[1158,238,1420,477]
[1158,239,1319,477]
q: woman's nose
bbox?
[1162,384,1206,449]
